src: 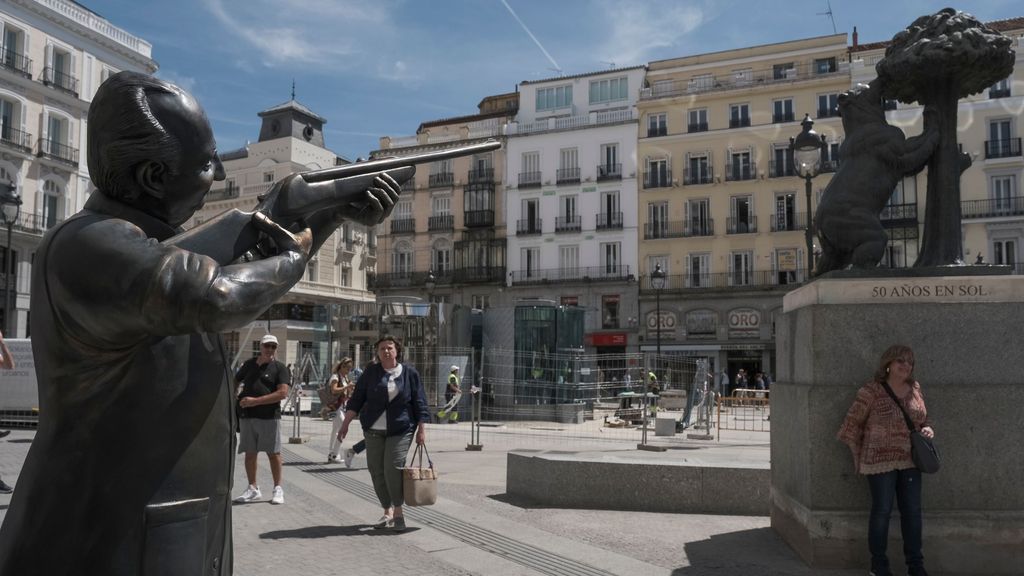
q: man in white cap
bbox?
[233,334,290,504]
[437,365,462,423]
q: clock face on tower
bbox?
[303,124,314,141]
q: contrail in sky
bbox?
[499,0,562,73]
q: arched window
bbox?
[432,238,451,274]
[42,179,61,229]
[392,241,412,276]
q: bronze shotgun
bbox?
[167,139,502,265]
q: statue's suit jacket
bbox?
[0,193,239,575]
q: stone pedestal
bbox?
[772,275,1024,574]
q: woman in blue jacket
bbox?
[341,335,429,531]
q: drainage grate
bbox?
[283,448,619,576]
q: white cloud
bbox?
[155,70,197,93]
[596,0,707,65]
[203,0,398,69]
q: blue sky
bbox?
[82,0,1021,161]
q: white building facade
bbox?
[0,0,156,336]
[505,66,646,355]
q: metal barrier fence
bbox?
[716,390,771,440]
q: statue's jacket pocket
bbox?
[142,497,210,576]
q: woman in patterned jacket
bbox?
[837,344,935,576]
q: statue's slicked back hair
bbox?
[87,71,183,201]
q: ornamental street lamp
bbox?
[0,183,21,335]
[650,264,666,373]
[790,114,827,277]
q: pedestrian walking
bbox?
[340,335,429,532]
[234,334,291,505]
[326,357,355,463]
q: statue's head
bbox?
[837,80,885,126]
[88,71,224,227]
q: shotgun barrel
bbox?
[300,139,502,184]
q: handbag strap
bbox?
[405,443,433,468]
[879,380,917,432]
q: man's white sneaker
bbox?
[271,486,284,505]
[343,448,356,469]
[234,485,261,503]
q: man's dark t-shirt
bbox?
[236,358,290,419]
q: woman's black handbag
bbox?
[880,381,940,474]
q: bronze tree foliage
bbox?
[875,8,1015,267]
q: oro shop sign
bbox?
[646,310,676,337]
[727,308,761,338]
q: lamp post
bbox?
[650,264,666,366]
[0,183,21,335]
[790,114,827,277]
[639,264,668,452]
[424,269,437,403]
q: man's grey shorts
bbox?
[238,418,282,454]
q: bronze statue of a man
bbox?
[0,72,402,575]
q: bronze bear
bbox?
[813,80,938,276]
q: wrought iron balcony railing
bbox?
[961,196,1024,219]
[768,160,795,178]
[42,67,78,96]
[390,217,415,234]
[556,167,580,185]
[428,172,454,188]
[518,171,542,188]
[597,163,621,181]
[510,264,632,285]
[0,46,31,78]
[683,168,713,185]
[428,214,454,231]
[643,170,672,189]
[37,138,79,166]
[769,213,809,232]
[596,212,623,230]
[725,162,756,182]
[0,127,32,154]
[985,138,1022,159]
[464,209,494,228]
[516,218,542,235]
[554,215,582,233]
[639,270,803,291]
[467,167,494,183]
[726,216,758,234]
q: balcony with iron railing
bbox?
[556,167,580,185]
[770,212,810,231]
[507,108,635,136]
[817,107,839,119]
[639,270,802,291]
[989,87,1011,99]
[453,265,506,284]
[646,125,668,138]
[769,160,795,178]
[555,215,582,233]
[0,127,32,154]
[643,170,672,189]
[772,112,795,124]
[428,214,454,231]
[687,122,708,133]
[206,184,240,201]
[962,196,1024,219]
[518,171,542,188]
[726,216,758,234]
[0,47,32,78]
[683,168,713,185]
[516,218,542,236]
[468,167,494,183]
[42,67,78,97]
[643,219,714,239]
[10,210,62,236]
[464,209,495,228]
[640,61,851,101]
[390,217,415,234]
[596,212,623,230]
[597,163,621,181]
[428,171,454,188]
[729,117,751,129]
[37,138,78,166]
[880,203,918,225]
[821,159,840,173]
[725,162,756,182]
[985,138,1022,159]
[510,264,632,285]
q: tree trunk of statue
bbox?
[914,87,963,267]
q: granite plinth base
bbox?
[507,452,769,515]
[771,275,1024,573]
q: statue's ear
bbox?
[135,160,167,199]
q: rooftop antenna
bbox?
[601,60,616,69]
[291,79,296,101]
[818,0,837,34]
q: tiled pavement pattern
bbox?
[1,424,874,575]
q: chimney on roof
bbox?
[852,26,858,49]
